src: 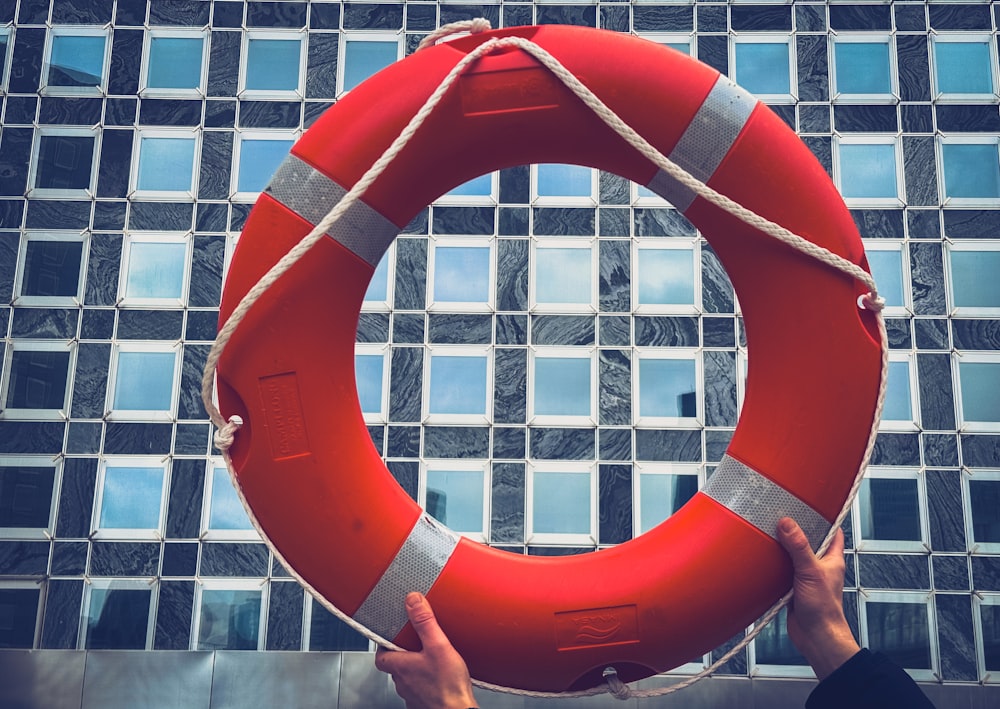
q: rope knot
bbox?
[214,415,244,451]
[602,667,632,701]
[417,18,494,52]
[858,291,885,313]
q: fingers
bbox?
[776,517,816,571]
[405,592,451,651]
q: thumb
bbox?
[405,592,450,650]
[776,517,817,571]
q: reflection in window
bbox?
[639,473,697,534]
[48,34,105,89]
[834,41,891,95]
[112,350,176,412]
[355,353,384,414]
[98,464,165,531]
[755,607,809,666]
[34,134,96,191]
[444,173,492,198]
[343,39,398,92]
[426,469,484,534]
[533,356,591,417]
[533,470,590,535]
[535,247,592,305]
[428,354,487,416]
[865,600,932,670]
[0,588,39,648]
[245,37,302,92]
[959,361,1000,424]
[146,36,204,91]
[942,143,1000,200]
[858,477,921,542]
[433,246,490,304]
[982,602,1000,672]
[124,241,186,300]
[838,143,897,199]
[309,599,368,651]
[970,479,1000,545]
[136,136,197,193]
[636,248,695,306]
[198,588,262,650]
[883,360,913,423]
[0,32,9,84]
[5,350,70,410]
[934,41,994,95]
[950,249,1000,309]
[207,466,254,532]
[0,465,55,529]
[84,585,151,649]
[734,42,790,96]
[364,255,389,303]
[865,248,905,309]
[638,357,697,419]
[237,138,294,194]
[21,240,83,298]
[536,164,592,198]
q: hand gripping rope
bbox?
[201,19,889,701]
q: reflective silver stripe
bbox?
[352,514,460,641]
[702,454,831,551]
[264,153,398,267]
[645,76,757,212]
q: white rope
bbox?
[200,19,889,701]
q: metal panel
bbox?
[0,650,85,709]
[210,651,342,709]
[81,651,213,709]
[338,651,405,709]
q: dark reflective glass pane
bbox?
[859,478,921,541]
[198,589,260,650]
[0,588,40,648]
[0,466,55,527]
[983,604,1000,671]
[0,35,8,81]
[35,135,95,190]
[865,601,931,669]
[754,607,808,665]
[22,241,83,297]
[85,587,151,649]
[970,480,1000,544]
[308,601,368,651]
[6,350,71,409]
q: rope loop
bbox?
[858,292,886,313]
[213,415,243,451]
[417,18,493,52]
[602,667,632,701]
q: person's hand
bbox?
[776,517,861,680]
[374,592,478,709]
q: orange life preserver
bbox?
[216,25,882,692]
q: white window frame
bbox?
[852,467,928,552]
[633,348,703,427]
[633,463,703,538]
[420,459,490,542]
[859,591,938,681]
[240,30,307,98]
[361,243,395,312]
[530,239,597,313]
[41,27,110,96]
[139,28,209,98]
[954,352,1000,432]
[964,469,1000,554]
[79,578,157,650]
[736,348,748,415]
[0,580,44,649]
[731,35,796,104]
[106,342,182,421]
[0,340,76,421]
[750,606,816,678]
[833,136,903,207]
[636,33,695,58]
[13,232,89,307]
[526,462,598,546]
[878,352,920,431]
[130,129,201,200]
[231,129,298,202]
[830,34,897,103]
[27,127,100,198]
[528,347,597,425]
[192,579,268,651]
[0,28,14,91]
[946,240,1000,316]
[931,34,999,102]
[863,240,910,315]
[201,460,260,542]
[118,232,192,308]
[92,457,170,540]
[354,344,389,423]
[632,239,701,315]
[938,137,1000,207]
[423,346,493,424]
[433,171,497,206]
[337,32,402,96]
[427,236,495,312]
[0,456,61,540]
[974,592,1000,682]
[531,164,597,206]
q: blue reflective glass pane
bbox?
[246,39,300,91]
[85,587,151,649]
[942,143,1000,199]
[536,248,591,304]
[434,246,490,303]
[343,40,397,92]
[865,601,931,669]
[429,355,487,415]
[951,251,1000,308]
[960,361,1000,423]
[639,474,698,534]
[125,242,186,299]
[969,479,1000,544]
[49,35,105,87]
[835,42,891,95]
[209,467,254,531]
[858,477,920,541]
[537,164,592,198]
[113,351,176,411]
[883,361,913,421]
[534,357,591,416]
[865,249,905,308]
[426,470,484,533]
[198,589,261,650]
[533,471,590,535]
[838,144,897,199]
[639,358,697,418]
[355,354,384,414]
[446,173,492,197]
[147,37,204,89]
[637,249,695,305]
[666,42,690,55]
[364,255,389,302]
[137,137,196,192]
[935,42,993,94]
[100,466,164,529]
[735,43,790,95]
[238,139,294,192]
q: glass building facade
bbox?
[0,1,998,707]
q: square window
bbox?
[0,31,10,88]
[635,245,696,310]
[636,355,699,421]
[933,40,995,97]
[754,607,810,669]
[424,467,486,536]
[431,243,491,307]
[205,465,256,538]
[949,246,1000,312]
[856,472,924,549]
[121,237,188,304]
[134,134,198,195]
[941,142,1000,201]
[234,135,295,197]
[834,40,892,97]
[0,462,56,533]
[980,597,1000,674]
[535,164,594,200]
[637,468,699,535]
[532,354,593,419]
[958,358,1000,429]
[244,35,303,94]
[4,347,72,413]
[308,598,368,651]
[363,250,392,307]
[837,142,899,201]
[428,353,488,417]
[881,358,916,427]
[83,582,153,650]
[95,462,166,534]
[31,131,98,194]
[45,31,108,93]
[864,244,906,311]
[355,351,385,417]
[530,468,593,540]
[534,245,593,308]
[109,347,178,416]
[0,586,40,648]
[863,595,934,675]
[342,38,399,93]
[969,477,1000,547]
[144,33,206,94]
[197,585,263,650]
[18,237,85,301]
[734,41,791,98]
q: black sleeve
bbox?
[806,649,936,709]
